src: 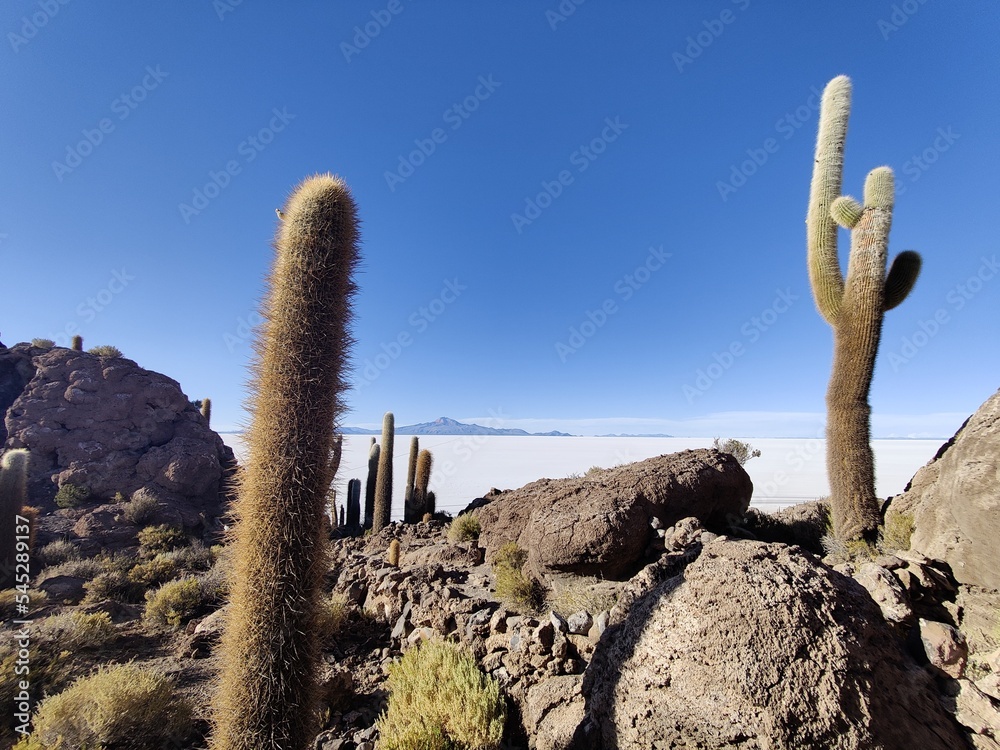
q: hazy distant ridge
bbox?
[340,416,573,437]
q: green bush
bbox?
[86,344,123,358]
[83,569,144,605]
[128,556,179,587]
[137,524,186,556]
[123,492,159,525]
[881,510,915,552]
[37,611,117,650]
[54,483,90,508]
[712,437,762,465]
[492,542,544,614]
[376,639,506,750]
[13,664,193,750]
[447,513,481,543]
[143,577,204,630]
[36,540,80,568]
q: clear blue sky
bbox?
[2,1,997,438]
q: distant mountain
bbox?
[597,433,675,438]
[340,417,573,437]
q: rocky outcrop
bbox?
[469,449,752,581]
[583,539,966,749]
[888,388,1000,591]
[1,343,235,544]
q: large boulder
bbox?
[583,539,966,749]
[888,388,1000,591]
[471,449,751,581]
[2,344,235,533]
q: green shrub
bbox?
[137,524,186,556]
[376,639,506,750]
[83,569,144,605]
[447,513,481,543]
[143,577,204,630]
[881,510,915,552]
[36,540,80,567]
[492,542,544,614]
[30,338,55,349]
[128,556,179,587]
[86,344,123,358]
[123,492,159,525]
[54,483,90,508]
[37,611,117,650]
[712,437,762,465]
[160,540,214,572]
[13,663,193,750]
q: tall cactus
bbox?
[1,449,30,587]
[413,448,433,519]
[807,76,921,543]
[210,174,360,750]
[372,412,394,531]
[200,397,212,427]
[403,436,420,523]
[364,442,379,529]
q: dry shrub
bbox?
[36,540,80,568]
[13,663,192,750]
[36,611,117,650]
[128,556,179,587]
[492,542,544,614]
[376,638,505,750]
[447,513,481,543]
[123,492,159,526]
[137,524,187,556]
[143,577,204,631]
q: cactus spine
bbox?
[403,436,420,523]
[372,412,394,531]
[200,398,212,427]
[807,76,921,543]
[210,174,360,750]
[346,478,361,527]
[1,449,30,587]
[365,442,379,529]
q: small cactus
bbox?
[412,449,433,518]
[807,76,921,543]
[346,478,361,527]
[1,449,30,587]
[71,335,83,351]
[387,538,400,567]
[372,412,394,531]
[200,398,212,427]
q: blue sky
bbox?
[2,1,997,438]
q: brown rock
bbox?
[522,675,586,750]
[584,539,966,749]
[888,388,1000,590]
[920,618,969,679]
[472,449,751,581]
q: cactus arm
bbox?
[807,75,852,324]
[831,196,863,229]
[884,250,922,310]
